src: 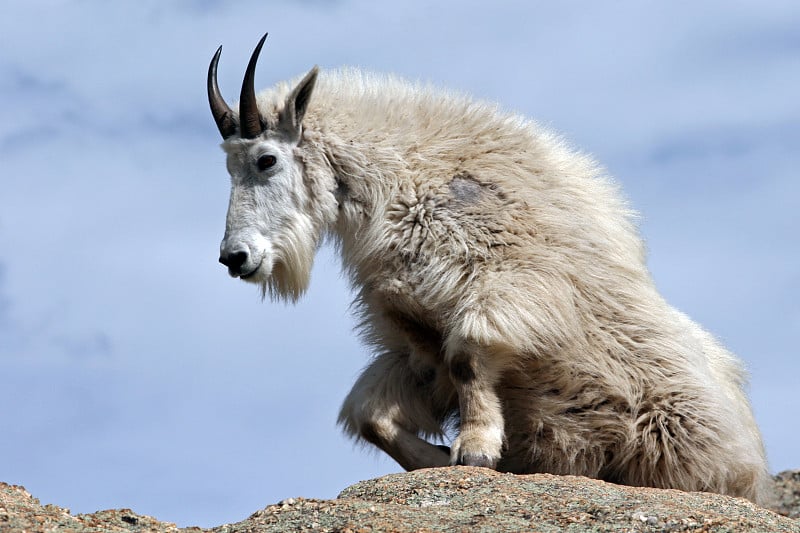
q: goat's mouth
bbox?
[239,269,259,280]
[238,261,262,280]
[229,257,261,281]
[228,254,271,283]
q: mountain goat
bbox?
[208,34,770,504]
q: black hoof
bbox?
[457,453,496,469]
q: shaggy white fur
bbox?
[212,53,770,504]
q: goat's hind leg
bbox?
[338,351,452,471]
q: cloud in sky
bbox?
[0,0,798,528]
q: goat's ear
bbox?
[280,66,319,141]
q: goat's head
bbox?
[209,34,323,302]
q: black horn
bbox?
[239,33,269,139]
[207,46,237,139]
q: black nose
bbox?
[219,250,248,271]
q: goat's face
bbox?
[219,135,305,280]
[209,34,320,301]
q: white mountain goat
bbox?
[208,34,770,504]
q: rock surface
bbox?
[774,470,800,520]
[2,467,798,532]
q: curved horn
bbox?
[239,33,269,139]
[207,46,237,139]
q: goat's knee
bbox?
[338,375,450,471]
[341,403,449,471]
[339,399,397,448]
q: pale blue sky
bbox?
[0,1,797,528]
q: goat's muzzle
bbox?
[219,249,254,278]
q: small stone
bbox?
[279,497,296,506]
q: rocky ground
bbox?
[1,467,798,532]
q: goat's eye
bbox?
[257,154,277,171]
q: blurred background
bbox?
[0,0,797,528]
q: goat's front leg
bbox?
[338,350,452,471]
[447,340,506,468]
